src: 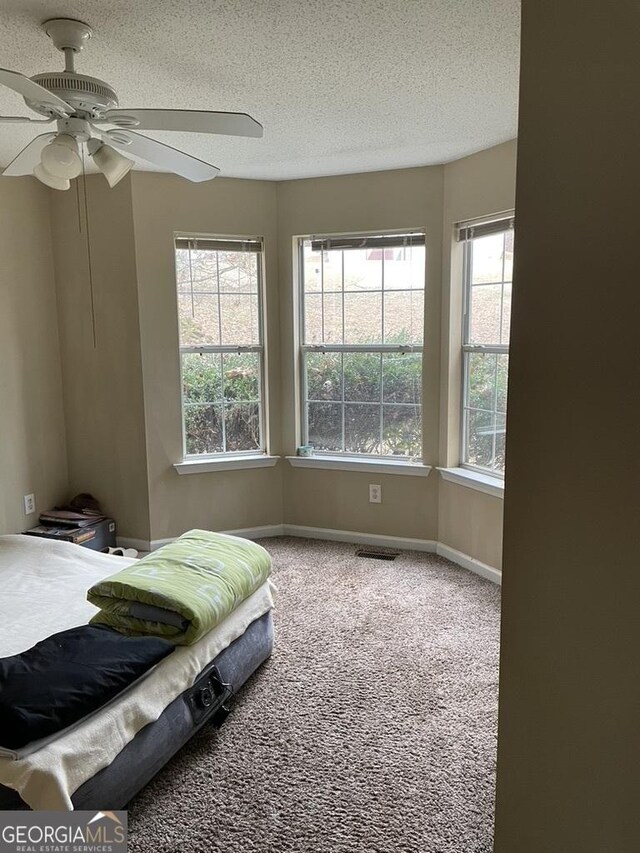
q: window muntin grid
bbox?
[175,237,266,457]
[299,233,426,458]
[461,222,514,476]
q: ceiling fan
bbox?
[0,18,263,190]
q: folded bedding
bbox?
[0,625,173,749]
[87,529,271,645]
[0,584,274,809]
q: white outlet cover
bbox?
[23,494,35,515]
[369,484,382,503]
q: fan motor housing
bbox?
[28,72,119,118]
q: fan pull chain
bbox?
[74,177,82,232]
[80,146,98,349]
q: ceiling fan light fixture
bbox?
[1,19,260,186]
[87,138,134,188]
[33,162,70,191]
[41,133,82,179]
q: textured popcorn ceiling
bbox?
[0,0,520,180]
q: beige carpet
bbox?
[127,537,501,853]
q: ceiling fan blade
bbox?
[99,108,263,138]
[2,133,56,176]
[102,129,220,182]
[0,68,72,117]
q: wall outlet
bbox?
[369,484,382,504]
[23,493,35,515]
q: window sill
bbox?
[174,455,280,474]
[437,467,504,498]
[286,455,431,477]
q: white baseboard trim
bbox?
[121,524,501,585]
[135,524,286,552]
[222,524,285,540]
[281,525,501,584]
[436,543,502,586]
[116,536,151,551]
[281,524,438,553]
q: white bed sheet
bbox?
[0,534,139,656]
[0,534,274,810]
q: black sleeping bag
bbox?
[0,625,174,749]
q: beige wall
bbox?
[438,481,503,569]
[278,167,444,541]
[494,2,639,850]
[285,468,438,541]
[437,140,517,567]
[50,175,150,540]
[0,179,68,534]
[129,173,283,541]
[127,160,514,552]
[8,145,515,555]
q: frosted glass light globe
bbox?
[87,138,134,188]
[41,134,82,179]
[33,163,71,191]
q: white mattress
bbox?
[0,534,139,657]
[0,534,275,810]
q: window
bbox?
[460,216,514,476]
[175,236,266,457]
[298,231,426,458]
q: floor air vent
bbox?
[355,546,400,561]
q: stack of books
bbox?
[25,508,106,545]
[25,525,98,545]
[38,509,104,527]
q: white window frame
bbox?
[460,214,514,477]
[175,233,268,460]
[297,229,426,460]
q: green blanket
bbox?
[87,529,271,645]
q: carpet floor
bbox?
[127,537,501,853]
